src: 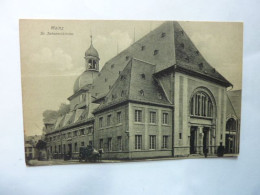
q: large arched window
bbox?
[190,92,213,117]
[226,118,237,131]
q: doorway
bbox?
[68,144,72,159]
[203,127,209,152]
[190,127,197,154]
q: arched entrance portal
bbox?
[189,88,216,155]
[225,118,237,154]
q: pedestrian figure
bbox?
[203,147,208,158]
[217,142,225,157]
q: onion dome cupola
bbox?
[84,35,100,72]
[73,35,100,94]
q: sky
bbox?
[19,20,243,136]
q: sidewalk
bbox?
[26,154,238,166]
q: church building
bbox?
[45,21,241,160]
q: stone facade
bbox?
[44,21,241,160]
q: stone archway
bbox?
[225,118,237,154]
[189,87,217,155]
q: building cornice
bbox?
[154,64,232,88]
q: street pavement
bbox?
[26,154,238,166]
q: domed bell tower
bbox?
[85,35,100,72]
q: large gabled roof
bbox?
[91,21,232,101]
[172,22,232,86]
[94,58,171,113]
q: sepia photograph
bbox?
[20,20,243,166]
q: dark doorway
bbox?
[203,127,209,152]
[68,144,72,159]
[225,134,235,153]
[190,127,197,154]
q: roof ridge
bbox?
[132,57,156,66]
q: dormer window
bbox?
[158,93,162,100]
[185,56,189,62]
[109,85,112,90]
[154,50,159,55]
[139,90,144,96]
[161,32,166,38]
[141,73,145,79]
[121,90,126,97]
[111,64,114,69]
[198,63,204,70]
[120,75,125,80]
[141,45,145,51]
[126,56,129,60]
[112,94,117,100]
[180,43,184,49]
[105,78,107,82]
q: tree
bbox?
[42,103,70,123]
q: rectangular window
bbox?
[162,113,169,124]
[63,144,66,153]
[135,135,142,150]
[99,139,103,149]
[117,111,122,124]
[117,136,122,151]
[135,110,142,122]
[58,145,61,153]
[162,136,168,149]
[99,117,103,128]
[107,114,111,126]
[81,142,84,147]
[50,146,52,153]
[74,142,77,152]
[88,127,93,134]
[150,111,156,124]
[55,145,57,153]
[149,135,156,149]
[179,133,182,139]
[73,131,77,137]
[108,138,112,151]
[89,141,93,146]
[68,132,71,138]
[80,129,85,135]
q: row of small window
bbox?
[50,141,91,153]
[98,135,169,151]
[48,128,92,141]
[99,137,122,151]
[134,110,169,124]
[99,111,122,128]
[135,135,169,150]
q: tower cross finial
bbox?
[90,34,93,45]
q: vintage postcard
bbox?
[20,20,243,166]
